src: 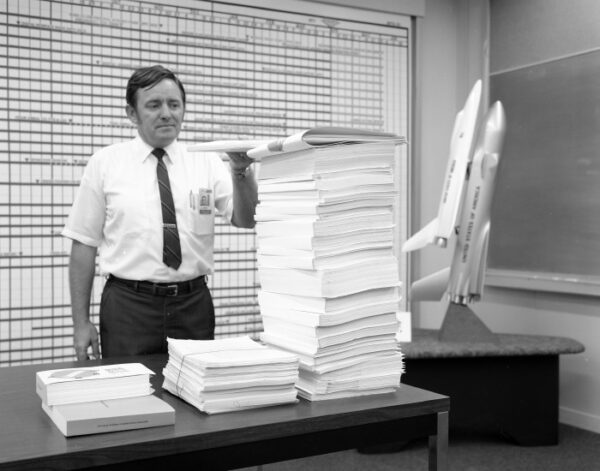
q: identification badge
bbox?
[197,188,212,214]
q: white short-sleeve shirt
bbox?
[62,135,234,282]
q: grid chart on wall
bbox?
[0,0,411,366]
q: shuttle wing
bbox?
[401,218,439,252]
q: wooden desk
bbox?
[401,328,584,446]
[0,355,449,471]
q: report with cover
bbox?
[248,127,406,160]
[36,363,154,406]
[42,394,175,437]
[37,363,175,437]
[187,127,406,161]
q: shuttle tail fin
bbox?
[410,267,450,301]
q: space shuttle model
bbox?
[403,80,506,342]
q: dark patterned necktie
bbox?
[152,148,182,270]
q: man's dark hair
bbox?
[126,65,186,108]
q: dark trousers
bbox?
[99,276,215,357]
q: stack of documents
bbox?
[252,128,406,401]
[162,336,300,414]
[36,363,174,436]
[259,290,405,401]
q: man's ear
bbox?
[126,104,137,124]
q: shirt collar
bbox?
[135,133,180,164]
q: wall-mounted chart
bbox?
[0,0,411,365]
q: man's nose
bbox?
[159,103,171,118]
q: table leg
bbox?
[428,411,449,471]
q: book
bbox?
[254,198,394,221]
[257,239,393,261]
[257,185,396,203]
[296,351,404,401]
[259,333,398,370]
[255,141,397,181]
[256,247,394,270]
[258,260,399,298]
[261,312,398,336]
[258,167,394,192]
[299,352,404,383]
[297,370,402,396]
[295,384,398,401]
[260,302,399,328]
[36,363,154,406]
[188,139,271,154]
[257,229,394,252]
[162,377,299,414]
[163,366,298,392]
[254,208,393,238]
[257,287,401,315]
[258,173,395,198]
[261,317,399,349]
[247,126,405,160]
[164,336,299,369]
[42,394,175,437]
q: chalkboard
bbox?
[486,50,600,296]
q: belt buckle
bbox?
[165,284,178,296]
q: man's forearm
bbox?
[231,167,258,228]
[69,240,100,360]
[69,240,97,326]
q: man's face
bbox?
[126,78,185,149]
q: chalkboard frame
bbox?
[486,50,600,297]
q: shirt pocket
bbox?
[187,188,215,235]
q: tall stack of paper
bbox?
[162,336,299,414]
[250,128,406,401]
[36,363,174,436]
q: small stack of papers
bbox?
[253,128,406,401]
[36,363,174,436]
[162,336,299,414]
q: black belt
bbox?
[108,274,207,297]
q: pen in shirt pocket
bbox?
[189,190,196,210]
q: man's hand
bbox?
[227,151,253,177]
[73,320,100,361]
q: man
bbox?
[63,65,257,360]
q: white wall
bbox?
[415,0,600,434]
[483,0,600,435]
[476,290,600,432]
